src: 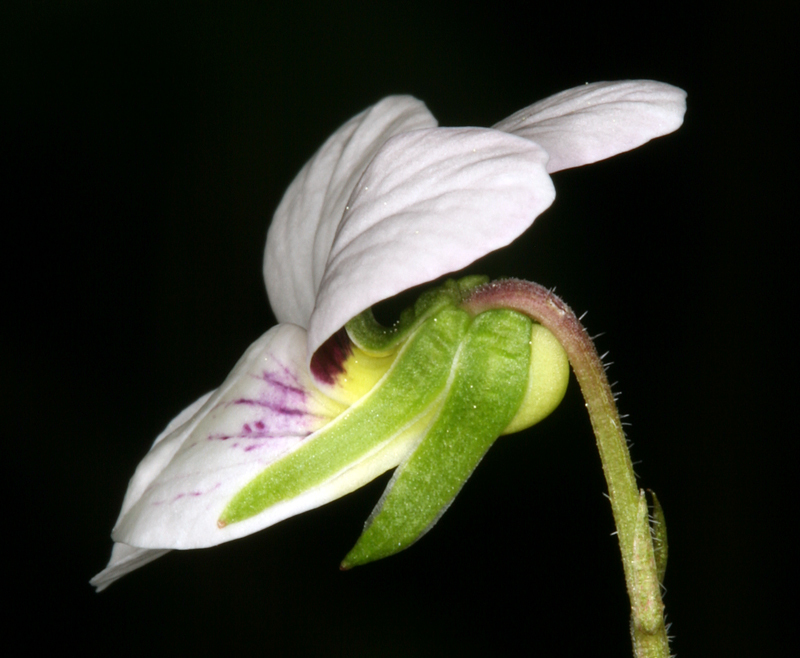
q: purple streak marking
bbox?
[231,398,308,416]
[261,370,306,395]
[151,483,222,506]
[198,356,333,454]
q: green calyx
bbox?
[219,277,569,565]
[345,275,490,354]
[218,304,471,526]
[341,307,533,567]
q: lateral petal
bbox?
[493,80,686,173]
[307,127,554,358]
[264,96,437,327]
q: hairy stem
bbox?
[462,279,669,658]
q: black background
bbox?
[7,1,792,655]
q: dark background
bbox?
[7,1,792,655]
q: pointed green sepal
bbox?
[341,309,532,568]
[345,275,489,354]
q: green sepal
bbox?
[346,276,489,355]
[341,309,532,568]
[218,306,471,526]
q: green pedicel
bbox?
[341,309,533,567]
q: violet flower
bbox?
[92,81,686,591]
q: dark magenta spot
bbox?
[255,421,265,430]
[309,327,352,385]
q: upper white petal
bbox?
[307,127,555,358]
[264,96,437,327]
[493,80,687,173]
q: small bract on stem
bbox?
[462,279,670,658]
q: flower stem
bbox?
[462,279,670,658]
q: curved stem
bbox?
[462,279,669,658]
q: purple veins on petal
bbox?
[260,368,307,396]
[231,397,308,416]
[206,423,314,448]
[197,354,334,454]
[244,443,268,453]
[172,491,203,501]
[223,363,323,429]
[151,482,222,506]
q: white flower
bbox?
[92,81,686,590]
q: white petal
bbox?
[264,96,437,328]
[111,324,340,549]
[90,543,170,592]
[493,80,687,173]
[91,391,215,590]
[307,128,555,358]
[116,390,216,522]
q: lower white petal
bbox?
[109,324,340,550]
[90,543,170,592]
